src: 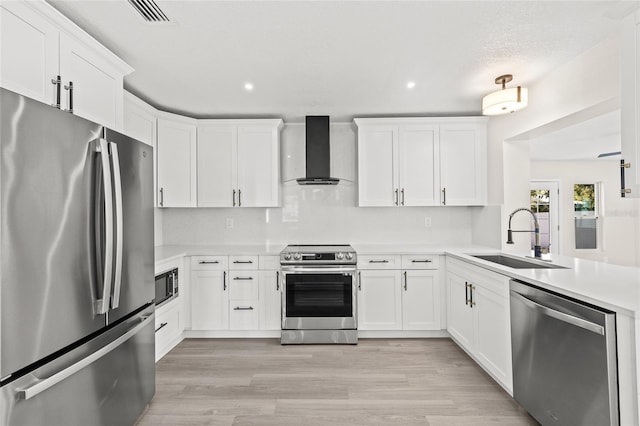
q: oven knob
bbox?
[345,252,354,260]
[293,253,302,261]
[283,253,292,261]
[336,252,344,260]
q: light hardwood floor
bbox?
[136,338,538,426]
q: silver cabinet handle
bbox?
[233,260,253,264]
[16,314,153,400]
[155,322,168,333]
[403,271,407,291]
[232,189,236,207]
[442,187,447,205]
[411,259,432,263]
[358,271,362,291]
[223,271,227,291]
[109,142,124,310]
[512,291,604,335]
[276,271,280,291]
[465,282,470,306]
[94,138,114,315]
[64,81,73,113]
[199,260,219,264]
[401,188,405,206]
[159,187,164,207]
[369,260,389,263]
[470,285,476,307]
[233,276,253,281]
[51,75,61,108]
[394,188,399,206]
[238,189,242,207]
[233,306,254,311]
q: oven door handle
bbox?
[280,267,356,274]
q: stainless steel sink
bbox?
[471,254,568,269]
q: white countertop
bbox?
[446,251,640,317]
[155,243,286,263]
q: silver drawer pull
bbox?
[155,322,168,333]
[411,259,432,263]
[233,276,254,281]
[199,260,219,264]
[369,260,389,263]
[233,260,253,264]
[233,306,254,311]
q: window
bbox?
[530,189,551,253]
[574,183,599,250]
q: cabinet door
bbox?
[197,125,236,207]
[59,33,124,129]
[398,125,439,206]
[259,270,281,331]
[357,270,402,330]
[157,118,197,207]
[621,11,640,197]
[123,95,156,147]
[357,126,397,206]
[237,126,280,207]
[191,270,228,330]
[446,271,474,348]
[473,285,512,390]
[402,270,440,330]
[439,122,487,206]
[0,2,58,104]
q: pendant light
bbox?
[482,74,528,116]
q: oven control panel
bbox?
[280,245,357,265]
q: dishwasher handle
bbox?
[511,291,605,335]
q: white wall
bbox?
[532,160,640,267]
[486,36,627,255]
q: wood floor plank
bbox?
[136,338,538,425]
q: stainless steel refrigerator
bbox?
[0,88,155,425]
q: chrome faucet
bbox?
[506,207,542,258]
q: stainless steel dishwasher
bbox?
[510,280,619,426]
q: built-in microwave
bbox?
[155,268,178,306]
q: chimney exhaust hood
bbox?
[296,116,340,185]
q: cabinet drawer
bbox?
[155,304,181,360]
[229,300,259,329]
[229,255,259,270]
[357,254,401,269]
[229,271,259,299]
[191,256,228,270]
[401,254,440,270]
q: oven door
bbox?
[282,267,357,330]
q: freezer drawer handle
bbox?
[512,291,605,335]
[15,314,154,401]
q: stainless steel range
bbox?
[280,244,358,344]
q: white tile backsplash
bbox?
[162,182,482,246]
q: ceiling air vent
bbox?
[128,0,170,22]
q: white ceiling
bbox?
[529,110,621,161]
[46,0,635,122]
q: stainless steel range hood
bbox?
[296,116,340,185]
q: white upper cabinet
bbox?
[355,117,487,207]
[439,121,487,206]
[197,120,282,208]
[0,1,132,129]
[123,92,157,147]
[621,10,640,198]
[157,114,197,208]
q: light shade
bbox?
[482,86,528,116]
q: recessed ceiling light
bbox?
[406,81,416,89]
[244,82,254,91]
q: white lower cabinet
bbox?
[357,254,441,331]
[446,257,512,392]
[155,298,182,362]
[189,255,280,332]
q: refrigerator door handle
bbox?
[15,314,154,401]
[109,142,124,309]
[95,138,114,314]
